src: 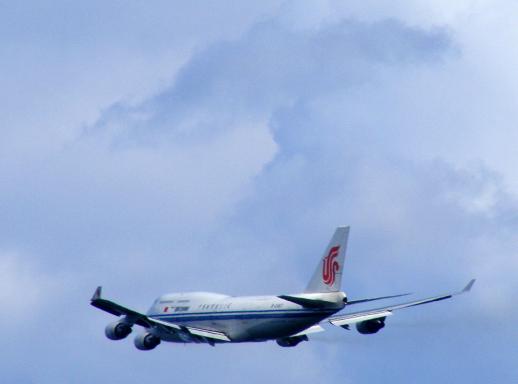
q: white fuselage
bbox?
[147,291,346,343]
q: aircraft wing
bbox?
[328,279,475,328]
[90,287,230,342]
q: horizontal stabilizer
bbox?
[278,295,335,308]
[347,292,411,305]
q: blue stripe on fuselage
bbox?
[150,308,335,323]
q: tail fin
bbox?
[305,226,350,293]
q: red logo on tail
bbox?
[322,246,340,286]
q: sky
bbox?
[1,1,517,382]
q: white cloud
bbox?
[0,252,59,324]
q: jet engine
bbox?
[105,321,132,340]
[356,317,386,334]
[276,335,308,347]
[134,332,161,350]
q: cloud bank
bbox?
[1,1,517,383]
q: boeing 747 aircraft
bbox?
[91,226,474,350]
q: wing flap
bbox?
[330,311,392,327]
[291,324,325,337]
[187,327,231,341]
[146,317,182,331]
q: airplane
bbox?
[91,226,475,350]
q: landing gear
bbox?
[276,335,308,347]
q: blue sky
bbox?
[1,1,517,382]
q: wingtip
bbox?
[462,279,476,293]
[91,286,102,301]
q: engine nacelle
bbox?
[105,322,132,340]
[356,318,386,334]
[276,335,308,347]
[134,332,161,351]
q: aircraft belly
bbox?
[171,314,326,342]
[229,316,321,341]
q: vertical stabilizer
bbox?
[305,226,349,293]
